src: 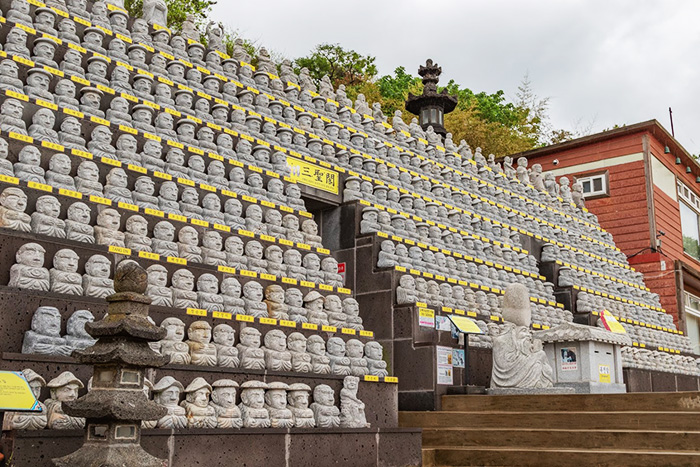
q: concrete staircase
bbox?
[399,392,700,466]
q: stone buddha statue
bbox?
[82,254,114,299]
[310,384,339,428]
[50,248,83,295]
[0,187,31,232]
[9,242,50,291]
[147,218,176,257]
[146,264,173,307]
[262,329,292,372]
[212,324,239,368]
[28,109,59,144]
[171,269,199,309]
[488,283,554,390]
[196,273,224,312]
[94,208,125,248]
[66,202,95,243]
[64,309,96,351]
[237,327,266,370]
[45,153,75,190]
[155,317,190,364]
[186,321,218,366]
[15,146,45,184]
[209,379,243,428]
[239,381,270,428]
[151,376,187,429]
[22,306,71,356]
[45,372,85,429]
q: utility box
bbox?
[535,322,631,393]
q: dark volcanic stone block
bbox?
[3,428,422,467]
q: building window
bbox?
[684,292,700,355]
[678,181,700,211]
[679,181,700,260]
[576,173,608,198]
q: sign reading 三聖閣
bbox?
[287,158,339,194]
[0,371,41,412]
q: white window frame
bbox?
[678,181,700,213]
[685,291,700,318]
[575,173,609,198]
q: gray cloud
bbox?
[212,0,700,154]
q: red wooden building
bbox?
[515,120,700,354]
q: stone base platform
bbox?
[624,368,700,392]
[556,381,627,394]
[486,387,576,395]
[2,427,422,467]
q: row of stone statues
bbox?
[9,242,362,328]
[379,238,544,296]
[22,306,95,356]
[395,273,573,329]
[0,187,342,288]
[146,374,368,430]
[542,242,652,298]
[621,347,700,376]
[0,0,592,252]
[152,317,387,377]
[0,126,304,214]
[2,369,369,430]
[149,270,361,328]
[0,2,600,264]
[20,302,380,375]
[9,242,114,297]
[2,0,592,233]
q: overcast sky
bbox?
[212,0,700,154]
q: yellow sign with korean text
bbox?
[448,315,484,334]
[0,371,41,411]
[287,158,339,194]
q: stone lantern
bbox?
[405,59,458,137]
[53,260,169,467]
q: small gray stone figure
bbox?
[265,382,294,428]
[64,309,96,351]
[287,383,315,428]
[151,376,187,429]
[22,306,71,356]
[82,254,114,299]
[156,317,190,365]
[50,248,83,295]
[146,264,173,307]
[239,381,270,428]
[310,384,339,428]
[212,324,239,368]
[45,372,85,429]
[181,378,217,428]
[0,187,31,232]
[263,329,292,372]
[66,202,95,243]
[171,269,198,309]
[210,379,243,428]
[9,243,50,291]
[237,327,266,370]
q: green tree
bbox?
[124,0,216,32]
[294,43,377,87]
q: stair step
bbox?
[441,391,700,412]
[400,410,700,430]
[422,427,700,451]
[431,446,700,467]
